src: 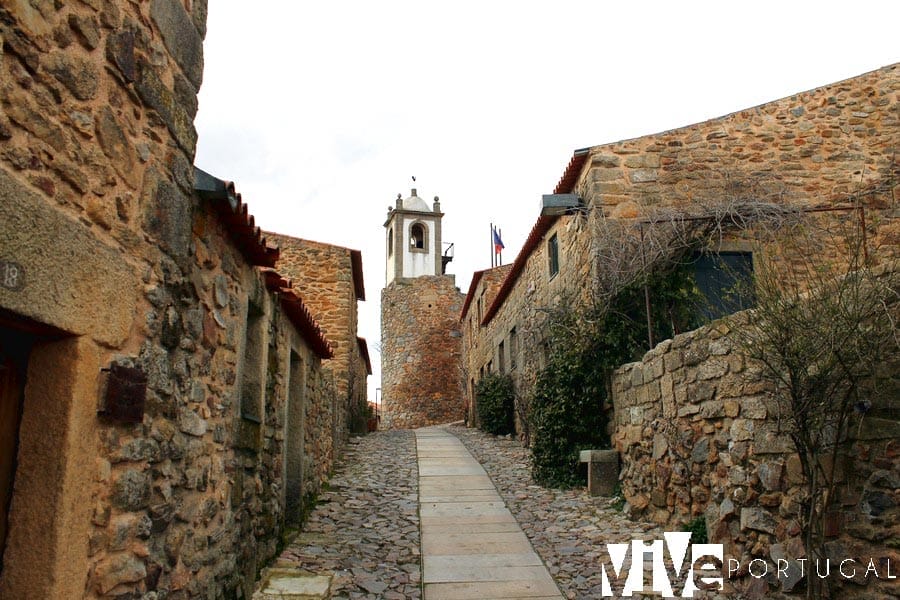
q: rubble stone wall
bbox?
[381,275,465,429]
[611,306,899,597]
[352,341,372,430]
[460,264,510,423]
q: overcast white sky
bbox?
[194,1,899,402]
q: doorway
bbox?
[284,350,306,524]
[0,326,34,571]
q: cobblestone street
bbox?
[268,425,669,599]
[274,430,422,599]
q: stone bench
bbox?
[579,449,619,496]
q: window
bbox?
[477,290,485,323]
[692,251,755,320]
[509,327,517,370]
[548,233,559,277]
[240,302,266,423]
[410,223,426,251]
[498,340,505,374]
[487,360,493,373]
[388,228,393,257]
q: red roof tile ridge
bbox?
[262,269,333,359]
[194,167,280,267]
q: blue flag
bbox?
[492,227,505,254]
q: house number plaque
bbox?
[0,259,24,291]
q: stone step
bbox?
[253,567,332,600]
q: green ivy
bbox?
[475,373,516,435]
[530,262,702,487]
[686,515,708,545]
[611,481,626,512]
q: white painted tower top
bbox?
[384,188,445,285]
[402,188,431,212]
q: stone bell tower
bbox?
[384,188,446,284]
[380,188,464,429]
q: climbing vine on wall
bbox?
[475,373,516,436]
[529,261,703,487]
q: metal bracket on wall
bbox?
[98,363,147,423]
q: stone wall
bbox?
[381,275,465,429]
[569,63,899,279]
[267,234,368,437]
[611,306,899,597]
[184,234,336,599]
[574,63,898,220]
[612,314,777,526]
[0,2,343,598]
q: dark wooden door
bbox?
[0,330,30,571]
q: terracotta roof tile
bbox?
[263,269,334,359]
[194,167,279,267]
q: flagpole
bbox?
[490,222,494,268]
[499,228,502,266]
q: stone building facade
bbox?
[355,336,373,422]
[266,235,369,436]
[461,63,899,593]
[0,2,347,598]
[460,264,511,423]
[459,190,595,432]
[576,63,898,222]
[463,63,899,427]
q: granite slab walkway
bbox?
[417,428,564,600]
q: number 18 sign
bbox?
[0,259,25,292]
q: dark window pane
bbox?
[548,234,559,277]
[692,251,755,320]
